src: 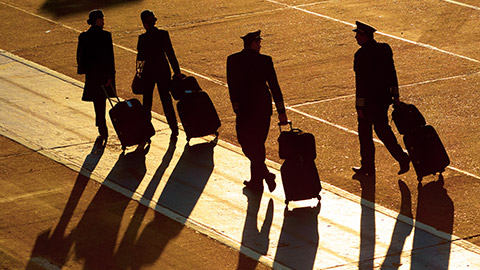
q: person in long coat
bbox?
[136,10,183,139]
[352,21,410,176]
[227,30,288,193]
[76,9,115,142]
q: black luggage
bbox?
[403,125,450,181]
[171,76,202,100]
[280,156,322,206]
[278,122,316,160]
[392,102,426,135]
[177,91,221,142]
[103,86,155,150]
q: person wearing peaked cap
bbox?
[136,10,184,139]
[76,9,116,144]
[353,21,376,36]
[227,30,288,193]
[352,21,410,177]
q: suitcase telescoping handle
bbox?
[101,84,121,107]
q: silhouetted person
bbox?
[352,21,410,176]
[76,9,115,142]
[137,10,183,139]
[227,30,288,193]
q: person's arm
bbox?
[266,56,288,124]
[164,31,182,76]
[226,55,242,114]
[76,34,85,74]
[106,32,115,86]
[385,44,400,106]
[354,51,366,119]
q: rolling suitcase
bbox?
[403,125,450,181]
[177,91,221,142]
[278,121,316,160]
[392,102,426,135]
[280,156,322,206]
[103,86,155,150]
[171,76,202,100]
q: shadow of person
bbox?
[68,146,148,269]
[111,138,176,268]
[410,175,453,270]
[143,138,177,201]
[353,173,376,270]
[381,180,414,269]
[237,190,274,270]
[126,139,217,268]
[273,204,320,270]
[105,146,149,191]
[40,0,143,17]
[26,138,105,269]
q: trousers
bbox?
[358,104,407,170]
[142,78,178,132]
[236,113,271,183]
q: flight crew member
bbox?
[77,9,116,143]
[137,10,184,139]
[352,21,410,176]
[227,30,289,192]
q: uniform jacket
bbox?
[136,27,180,83]
[226,49,285,118]
[76,25,116,101]
[354,39,399,109]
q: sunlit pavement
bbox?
[2,49,480,269]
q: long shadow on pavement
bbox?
[273,203,320,270]
[68,144,148,269]
[381,180,414,269]
[237,190,274,270]
[122,139,216,268]
[26,138,106,269]
[410,175,453,269]
[40,0,143,17]
[353,173,376,270]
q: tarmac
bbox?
[1,48,480,269]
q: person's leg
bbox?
[158,83,178,136]
[93,98,107,138]
[373,109,410,174]
[356,116,375,174]
[236,114,275,191]
[142,80,156,120]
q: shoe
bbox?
[352,166,375,176]
[398,156,410,175]
[243,180,263,192]
[264,173,276,192]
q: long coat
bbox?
[354,39,398,109]
[76,25,115,101]
[226,49,285,118]
[136,27,180,84]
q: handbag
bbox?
[131,73,144,94]
[131,60,145,95]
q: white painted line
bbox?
[441,0,480,10]
[2,47,480,270]
[2,0,479,181]
[266,0,480,63]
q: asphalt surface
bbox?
[1,0,480,269]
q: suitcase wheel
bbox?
[417,176,423,182]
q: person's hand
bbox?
[173,73,186,80]
[278,113,288,125]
